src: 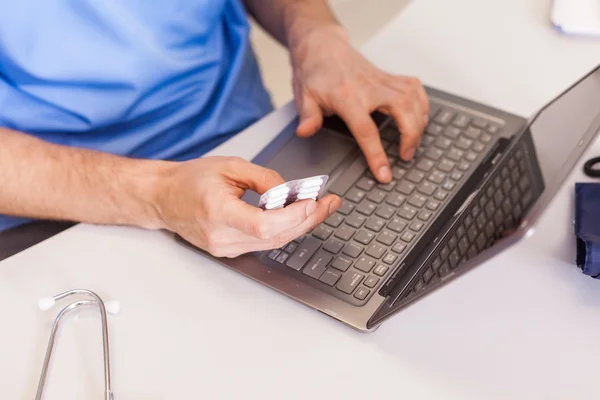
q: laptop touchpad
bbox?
[264,131,357,182]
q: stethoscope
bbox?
[35,289,120,400]
[584,156,600,177]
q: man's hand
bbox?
[156,156,341,258]
[290,26,429,183]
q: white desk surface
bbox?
[3,0,600,399]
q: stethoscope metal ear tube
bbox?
[35,289,114,400]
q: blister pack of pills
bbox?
[258,175,329,210]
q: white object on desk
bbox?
[552,0,600,36]
[3,1,600,399]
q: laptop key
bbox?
[481,133,492,143]
[435,109,455,125]
[355,256,376,273]
[400,231,416,243]
[332,256,353,272]
[428,170,446,184]
[373,264,389,276]
[453,114,471,128]
[439,262,451,277]
[410,221,424,232]
[365,216,386,232]
[354,287,370,300]
[313,225,333,240]
[336,271,364,294]
[383,253,398,265]
[421,134,435,147]
[319,268,342,286]
[435,137,452,150]
[458,160,470,171]
[356,199,377,216]
[375,204,395,219]
[387,217,407,234]
[267,249,281,260]
[337,200,355,216]
[456,137,473,150]
[472,142,485,152]
[449,249,460,269]
[426,123,443,135]
[472,118,487,129]
[346,213,367,228]
[276,252,290,264]
[391,166,407,180]
[293,235,306,243]
[434,189,449,201]
[386,144,400,158]
[343,243,364,258]
[284,242,298,253]
[442,180,455,191]
[465,126,481,139]
[395,181,416,195]
[458,237,469,255]
[367,189,387,204]
[447,147,464,161]
[286,236,321,271]
[323,238,345,254]
[406,170,425,184]
[354,230,375,245]
[418,210,433,221]
[324,214,344,228]
[487,124,500,134]
[408,194,427,208]
[386,192,407,207]
[303,250,332,279]
[364,276,380,288]
[418,181,437,196]
[444,126,461,139]
[465,151,478,162]
[377,230,397,246]
[476,232,487,252]
[378,180,397,192]
[366,243,386,259]
[426,199,440,211]
[355,177,376,192]
[423,267,435,283]
[392,242,406,254]
[346,188,366,203]
[334,226,356,241]
[398,205,418,220]
[438,158,455,173]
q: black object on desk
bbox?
[583,156,600,178]
[575,182,600,278]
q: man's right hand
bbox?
[156,156,341,258]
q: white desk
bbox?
[3,0,600,399]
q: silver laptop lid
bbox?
[518,65,600,231]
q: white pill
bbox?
[265,202,285,210]
[298,186,321,195]
[299,178,323,188]
[266,186,290,199]
[266,194,289,204]
[297,193,318,200]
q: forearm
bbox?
[0,128,170,229]
[242,0,345,50]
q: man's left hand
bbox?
[290,25,429,183]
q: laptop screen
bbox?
[521,66,600,226]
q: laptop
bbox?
[177,65,600,331]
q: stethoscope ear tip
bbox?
[38,297,56,311]
[104,301,121,316]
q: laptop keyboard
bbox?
[394,143,534,304]
[262,104,504,306]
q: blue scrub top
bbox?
[0,0,273,232]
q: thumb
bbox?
[224,158,285,194]
[296,94,324,138]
